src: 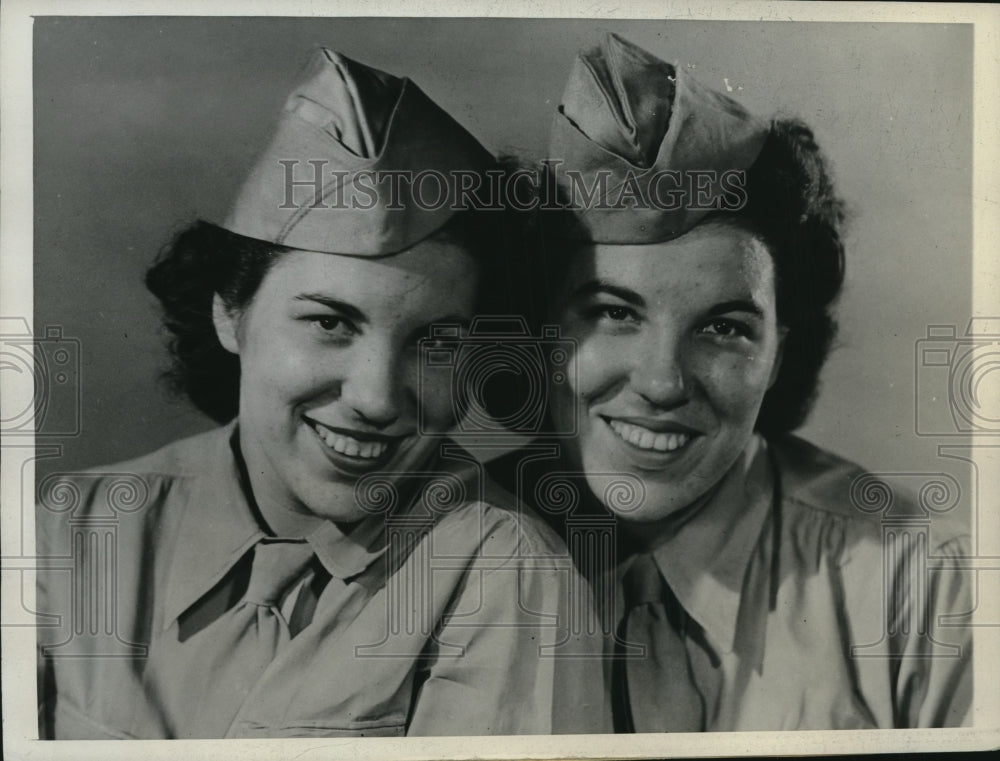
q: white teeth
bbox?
[312,422,388,459]
[608,420,690,452]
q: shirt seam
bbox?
[781,493,970,558]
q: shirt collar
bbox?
[303,441,486,578]
[644,434,774,654]
[162,422,265,629]
[161,422,390,629]
[305,515,389,579]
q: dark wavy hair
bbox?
[145,223,287,422]
[146,208,510,423]
[516,117,847,436]
[738,118,847,434]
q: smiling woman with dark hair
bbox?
[489,33,972,731]
[145,207,513,426]
[36,48,608,740]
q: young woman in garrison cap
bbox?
[489,33,972,731]
[36,49,610,739]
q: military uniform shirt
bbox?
[490,434,972,730]
[37,423,612,738]
[607,435,973,730]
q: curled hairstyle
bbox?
[145,222,287,423]
[521,117,847,436]
[146,208,510,424]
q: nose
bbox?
[341,341,407,429]
[628,327,689,408]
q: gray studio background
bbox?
[33,18,973,513]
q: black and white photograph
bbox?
[1,2,998,759]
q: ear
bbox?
[212,293,241,355]
[767,326,788,390]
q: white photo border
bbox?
[3,1,998,759]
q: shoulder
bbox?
[80,424,231,480]
[36,424,231,528]
[770,434,873,520]
[422,453,572,567]
[768,434,968,560]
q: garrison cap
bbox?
[223,48,494,256]
[548,33,768,244]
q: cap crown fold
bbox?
[224,49,493,256]
[549,33,768,243]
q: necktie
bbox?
[617,553,704,733]
[140,540,316,737]
[242,540,318,643]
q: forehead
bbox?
[259,238,480,308]
[577,222,775,301]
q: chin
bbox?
[606,492,691,523]
[295,482,368,524]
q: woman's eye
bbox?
[700,318,751,339]
[587,304,639,324]
[308,315,355,338]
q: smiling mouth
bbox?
[605,418,695,453]
[305,418,403,461]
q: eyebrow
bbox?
[570,283,764,319]
[708,299,764,318]
[569,280,646,307]
[296,294,472,337]
[293,294,367,324]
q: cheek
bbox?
[566,334,631,405]
[415,365,458,430]
[696,349,776,422]
[239,331,329,406]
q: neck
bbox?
[231,425,328,539]
[617,482,723,555]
